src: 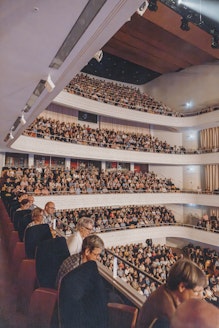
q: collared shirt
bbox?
[43,212,53,226]
[66,230,83,255]
[56,253,81,289]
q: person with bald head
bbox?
[170,298,219,328]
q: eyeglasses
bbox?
[91,251,101,258]
[48,206,55,210]
[192,288,204,297]
[83,226,93,232]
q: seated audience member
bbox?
[56,234,104,288]
[25,207,44,229]
[43,201,55,227]
[66,217,94,255]
[170,298,219,328]
[136,258,207,328]
[58,260,108,328]
[13,198,31,230]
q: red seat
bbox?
[27,287,58,328]
[8,230,20,258]
[16,259,37,314]
[107,302,139,328]
[10,242,26,281]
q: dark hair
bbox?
[167,258,207,290]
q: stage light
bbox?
[93,50,103,62]
[180,17,190,31]
[211,35,219,48]
[148,0,158,12]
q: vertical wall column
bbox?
[65,158,71,170]
[101,161,106,170]
[28,154,34,168]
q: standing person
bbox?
[136,258,207,328]
[56,234,104,288]
[43,201,56,227]
[66,217,94,255]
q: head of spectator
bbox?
[76,216,94,239]
[44,201,56,216]
[81,234,104,263]
[66,216,94,255]
[17,198,30,211]
[170,298,219,328]
[30,207,44,225]
[166,258,207,303]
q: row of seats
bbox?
[0,199,139,328]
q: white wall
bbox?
[149,164,183,189]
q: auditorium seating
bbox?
[16,259,37,314]
[27,287,58,328]
[107,302,138,328]
[35,236,70,289]
[24,224,53,259]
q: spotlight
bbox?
[148,0,158,12]
[20,112,26,125]
[45,74,55,92]
[93,50,103,62]
[180,17,190,31]
[137,1,149,16]
[211,35,219,49]
[9,130,14,140]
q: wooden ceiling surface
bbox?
[103,2,219,75]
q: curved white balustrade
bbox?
[54,92,219,130]
[33,192,218,210]
[11,135,219,165]
[98,225,219,249]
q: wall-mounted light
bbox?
[45,74,55,93]
[137,1,149,16]
[9,130,14,140]
[20,112,26,125]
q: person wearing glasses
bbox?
[58,234,107,328]
[66,216,94,255]
[56,234,104,289]
[42,201,56,226]
[136,258,207,328]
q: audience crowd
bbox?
[1,165,179,195]
[196,212,219,232]
[101,241,219,307]
[65,73,219,117]
[23,115,188,154]
[55,204,176,234]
